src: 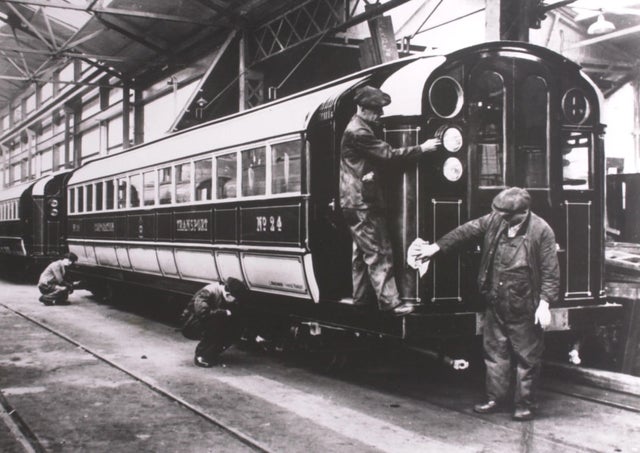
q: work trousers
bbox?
[195,310,241,361]
[343,208,400,311]
[38,283,70,305]
[483,306,544,409]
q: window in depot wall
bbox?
[562,131,591,190]
[158,167,172,205]
[271,140,302,194]
[195,158,212,201]
[242,147,266,196]
[175,163,192,203]
[217,153,237,199]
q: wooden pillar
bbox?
[123,85,131,149]
[633,79,640,173]
[239,32,247,111]
[133,88,144,146]
[485,0,534,42]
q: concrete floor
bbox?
[1,279,640,452]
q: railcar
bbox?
[0,171,70,276]
[65,41,622,361]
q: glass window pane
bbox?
[117,178,127,209]
[105,180,114,210]
[242,147,266,196]
[77,186,84,212]
[471,71,505,188]
[86,184,93,211]
[562,132,591,190]
[158,168,172,205]
[175,163,191,203]
[95,182,103,211]
[195,158,212,201]
[143,171,156,206]
[516,76,548,188]
[69,188,75,213]
[216,153,237,199]
[271,140,301,194]
[130,174,141,208]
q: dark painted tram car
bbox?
[65,42,620,350]
[0,172,70,274]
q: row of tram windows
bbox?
[0,200,19,221]
[68,138,303,214]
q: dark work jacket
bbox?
[436,211,560,307]
[339,114,423,210]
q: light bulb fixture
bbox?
[587,14,615,35]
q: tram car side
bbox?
[0,172,70,276]
[65,41,621,353]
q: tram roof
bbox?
[0,172,66,202]
[68,74,369,186]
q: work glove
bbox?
[534,300,551,329]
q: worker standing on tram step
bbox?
[180,277,249,368]
[37,252,79,306]
[340,84,441,316]
[408,187,559,421]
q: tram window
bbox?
[158,167,172,205]
[471,71,506,188]
[272,140,301,194]
[143,170,156,206]
[77,186,84,213]
[216,153,237,199]
[242,147,266,196]
[117,178,127,209]
[86,184,93,211]
[129,174,141,208]
[95,182,103,211]
[175,163,191,203]
[105,180,114,210]
[516,76,548,188]
[69,188,75,214]
[562,132,591,190]
[195,158,212,201]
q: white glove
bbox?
[534,300,551,329]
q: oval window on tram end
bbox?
[561,88,591,125]
[429,76,464,119]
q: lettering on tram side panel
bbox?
[69,219,83,236]
[174,210,212,241]
[126,214,156,240]
[240,204,301,246]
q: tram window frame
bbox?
[271,139,302,195]
[129,173,142,208]
[195,158,213,201]
[158,167,173,205]
[143,170,157,206]
[175,162,192,204]
[216,152,238,199]
[95,181,104,211]
[77,186,84,213]
[86,184,93,212]
[105,179,115,210]
[241,146,267,197]
[117,177,127,209]
[69,188,75,214]
[562,131,592,190]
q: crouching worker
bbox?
[180,278,249,368]
[38,252,79,306]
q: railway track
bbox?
[0,302,275,453]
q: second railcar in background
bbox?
[64,41,622,361]
[0,171,70,276]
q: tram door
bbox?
[468,59,556,223]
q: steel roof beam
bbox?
[1,0,216,25]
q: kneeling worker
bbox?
[180,278,249,367]
[38,252,79,305]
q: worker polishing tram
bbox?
[340,85,440,316]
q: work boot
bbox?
[512,407,534,421]
[194,355,215,368]
[473,400,500,414]
[391,303,414,316]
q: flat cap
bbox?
[492,187,531,214]
[354,85,391,109]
